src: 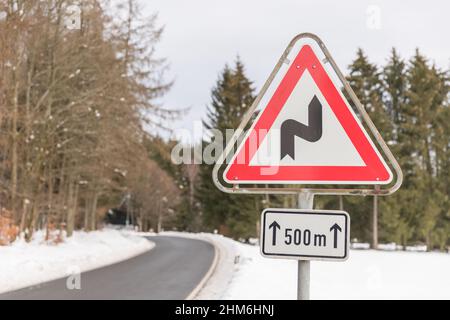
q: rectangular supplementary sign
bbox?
[260,209,350,261]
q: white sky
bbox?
[141,0,449,141]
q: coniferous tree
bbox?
[433,99,450,250]
[383,49,408,125]
[197,59,261,239]
[379,48,410,244]
[400,51,448,249]
[346,49,392,247]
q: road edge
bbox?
[159,232,238,300]
[185,237,220,300]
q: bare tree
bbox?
[0,0,177,242]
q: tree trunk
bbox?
[89,191,98,231]
[66,180,75,237]
[20,68,35,234]
[426,233,432,252]
[29,196,40,236]
[256,220,260,241]
[264,185,270,207]
[19,200,29,234]
[84,198,90,231]
[157,214,162,233]
[157,200,162,233]
[11,78,19,222]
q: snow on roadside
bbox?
[101,230,450,300]
[220,239,450,300]
[0,229,153,294]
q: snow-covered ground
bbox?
[0,229,153,294]
[13,228,442,300]
[219,240,450,300]
[166,231,449,300]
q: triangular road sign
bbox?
[223,42,393,185]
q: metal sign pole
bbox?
[297,192,314,300]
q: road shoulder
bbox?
[161,232,239,300]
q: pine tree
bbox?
[346,49,393,247]
[379,48,410,244]
[383,48,408,125]
[197,59,261,239]
[400,50,448,249]
[433,77,450,250]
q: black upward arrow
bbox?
[330,223,342,249]
[280,95,323,160]
[269,221,281,246]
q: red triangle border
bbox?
[224,45,392,184]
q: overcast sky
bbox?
[141,0,449,140]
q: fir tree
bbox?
[379,49,410,244]
[346,49,392,247]
[197,59,261,239]
[401,51,448,249]
[383,48,408,126]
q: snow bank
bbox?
[98,231,448,300]
[220,240,450,300]
[351,242,429,252]
[0,229,153,294]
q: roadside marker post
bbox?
[213,33,402,300]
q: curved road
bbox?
[0,236,215,300]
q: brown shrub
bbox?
[0,209,19,245]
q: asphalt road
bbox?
[0,236,215,300]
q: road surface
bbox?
[0,236,215,300]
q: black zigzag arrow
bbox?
[280,95,323,160]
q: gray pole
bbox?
[372,194,378,249]
[297,192,314,300]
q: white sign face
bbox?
[260,209,350,261]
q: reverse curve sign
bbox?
[223,44,393,185]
